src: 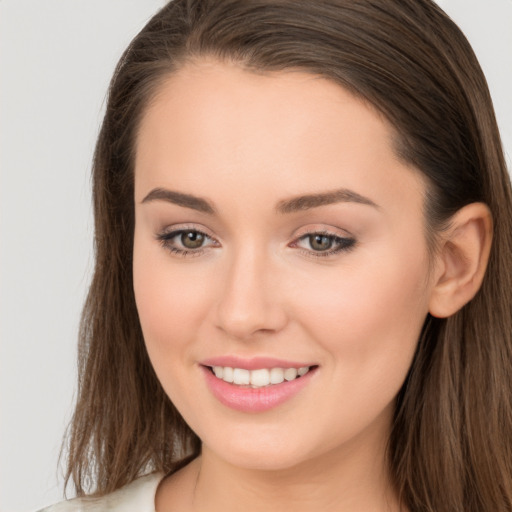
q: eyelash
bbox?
[156,228,217,258]
[291,231,356,258]
[156,228,356,259]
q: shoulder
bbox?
[36,473,165,512]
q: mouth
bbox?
[205,365,316,388]
[200,360,318,413]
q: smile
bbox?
[209,366,311,388]
[201,361,318,413]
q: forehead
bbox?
[137,60,393,160]
[134,60,425,214]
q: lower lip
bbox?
[201,366,316,413]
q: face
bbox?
[133,60,435,471]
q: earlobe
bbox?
[428,202,493,318]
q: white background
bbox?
[1,1,511,511]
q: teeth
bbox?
[233,368,250,385]
[223,366,234,383]
[211,365,312,388]
[298,366,309,376]
[270,367,285,384]
[284,368,298,381]
[251,368,270,387]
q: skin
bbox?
[132,59,491,511]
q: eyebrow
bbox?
[275,188,379,213]
[141,186,379,215]
[141,187,216,214]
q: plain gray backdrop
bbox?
[1,1,511,511]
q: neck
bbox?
[186,424,402,512]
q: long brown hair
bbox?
[63,1,512,510]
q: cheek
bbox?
[291,239,430,383]
[132,235,214,363]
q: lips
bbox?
[200,357,318,413]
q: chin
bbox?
[197,421,338,474]
[205,441,316,472]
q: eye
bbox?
[180,231,206,249]
[156,228,219,256]
[293,231,356,257]
[308,234,335,251]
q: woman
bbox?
[42,0,512,511]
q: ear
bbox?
[429,202,493,318]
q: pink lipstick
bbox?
[200,357,317,413]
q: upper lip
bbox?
[200,356,316,370]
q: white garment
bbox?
[36,473,164,512]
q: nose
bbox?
[214,246,288,340]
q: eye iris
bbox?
[181,231,205,249]
[309,234,333,251]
